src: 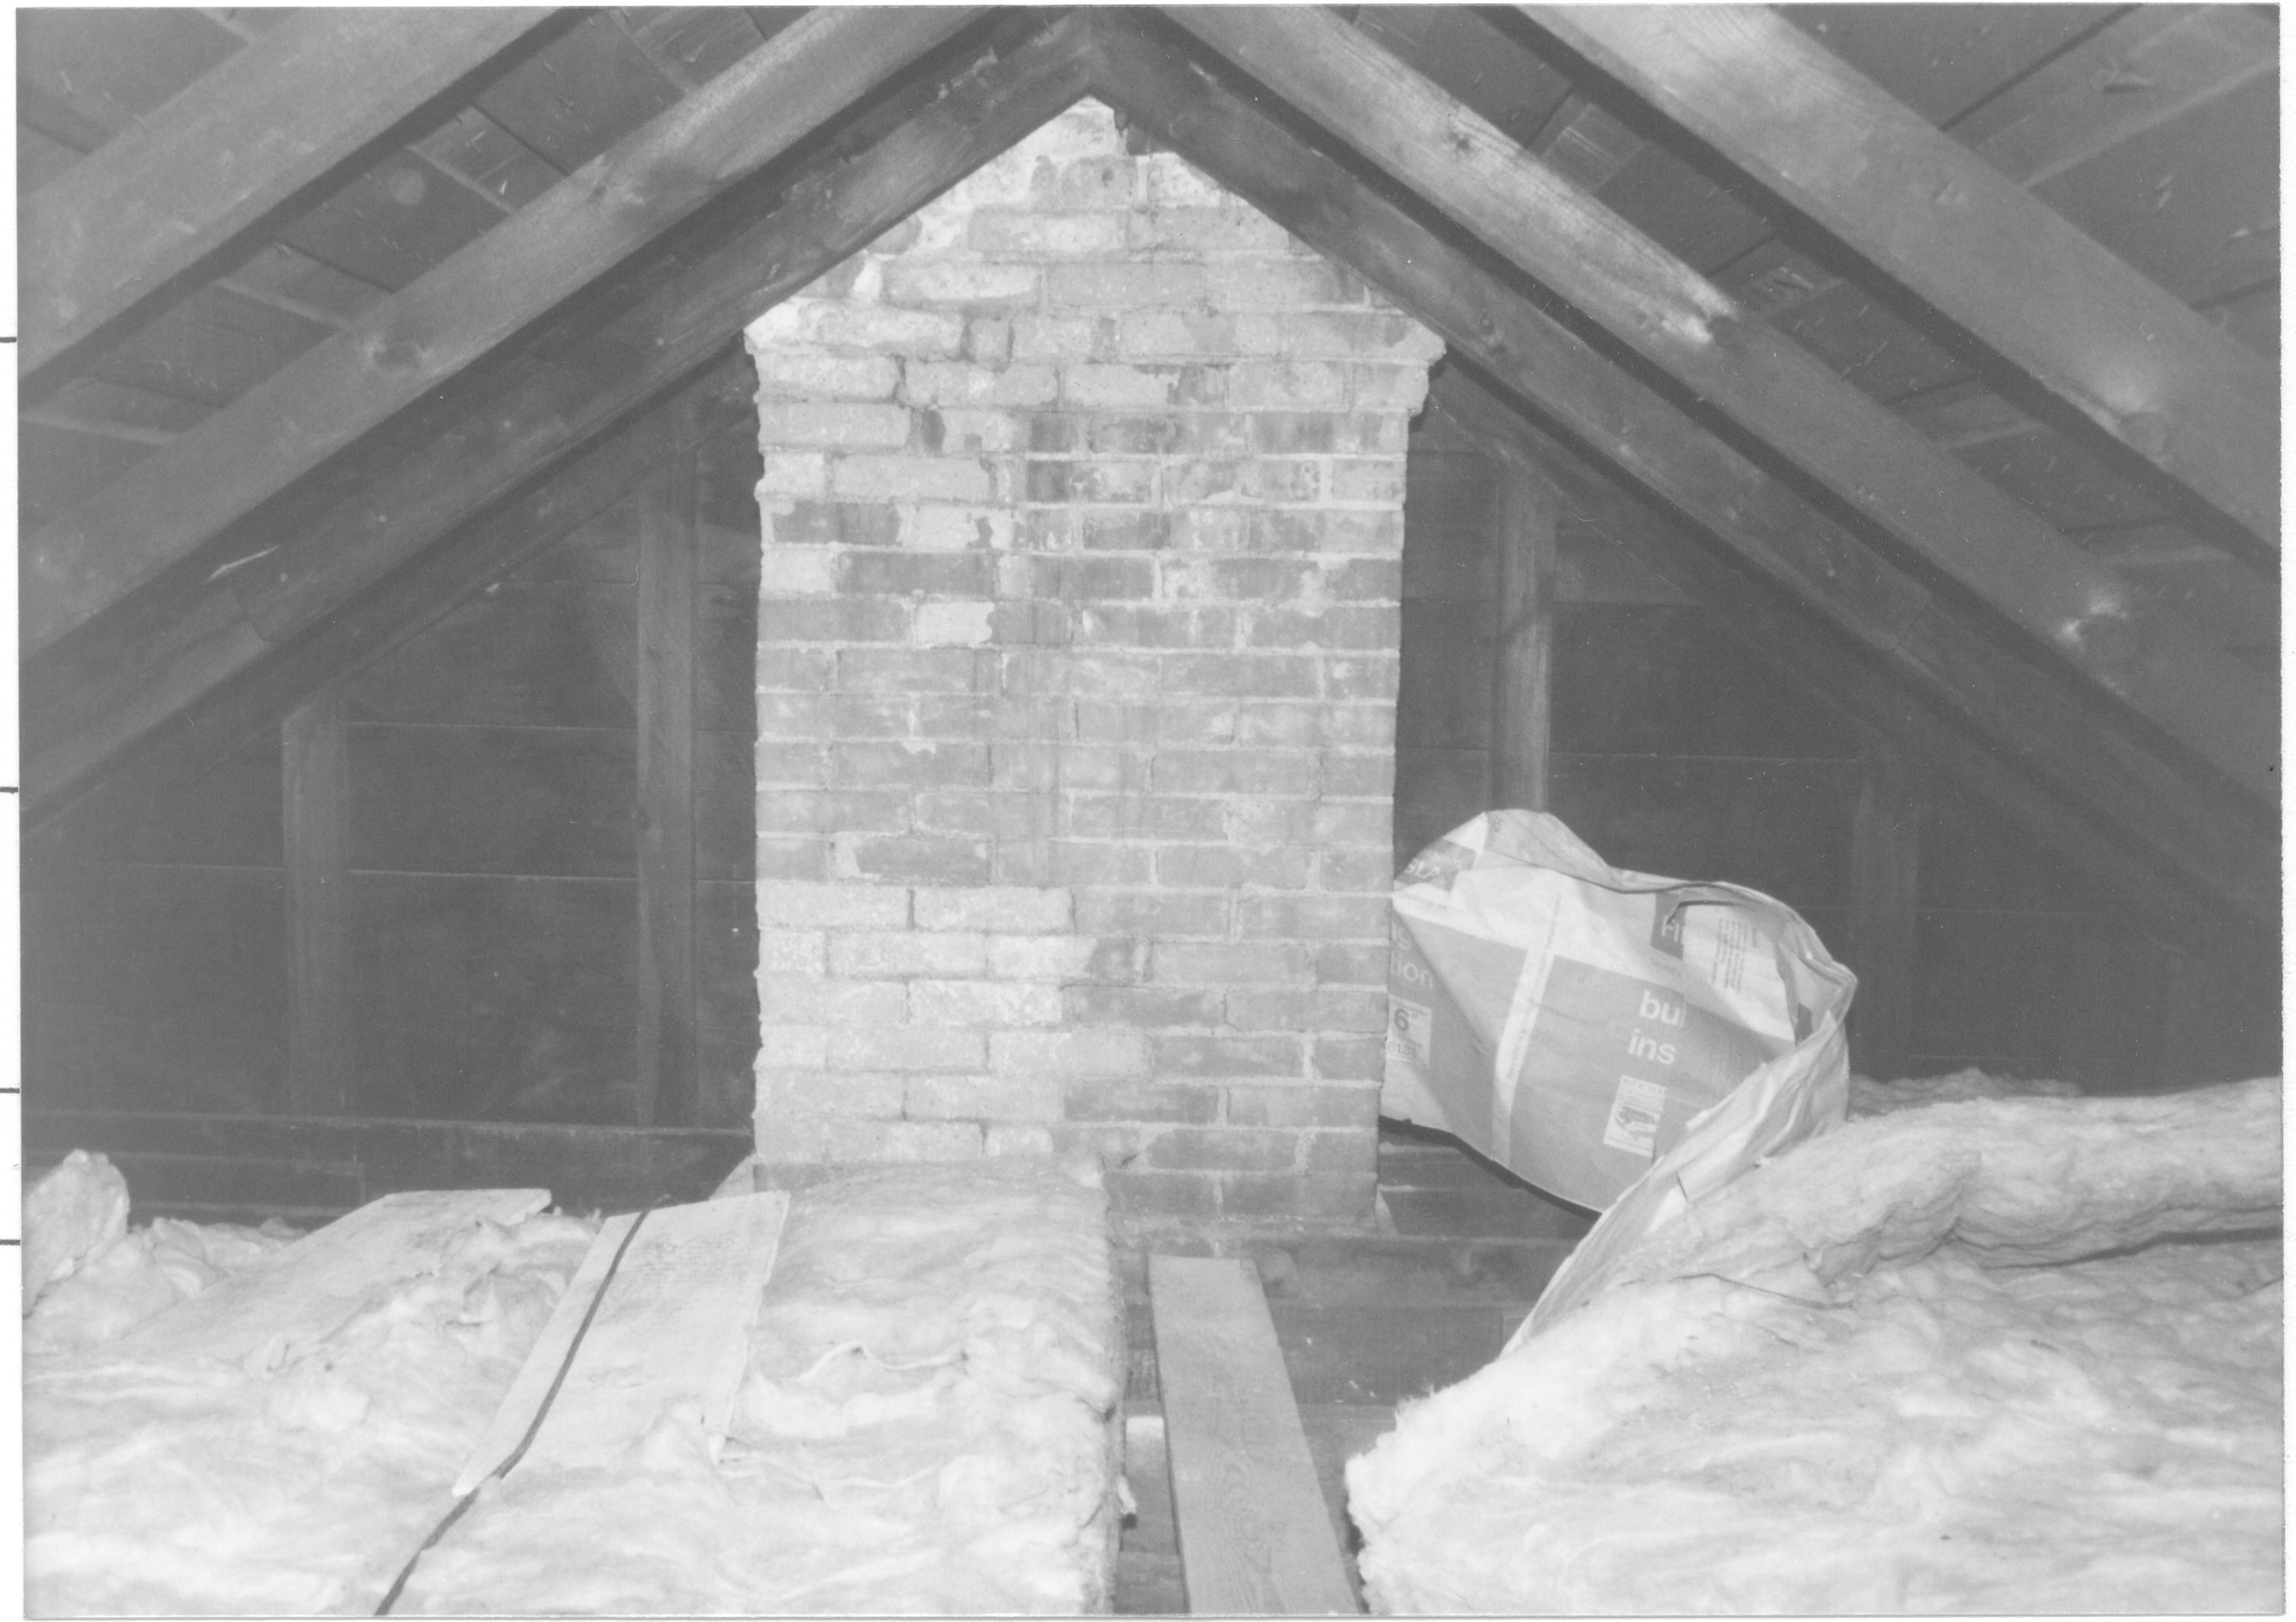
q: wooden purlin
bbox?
[282,686,354,1118]
[22,357,754,833]
[1084,16,2275,936]
[25,14,1102,824]
[637,424,704,1129]
[1428,373,2278,971]
[18,8,561,389]
[21,5,987,656]
[1522,5,2279,559]
[1151,6,2278,806]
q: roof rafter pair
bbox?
[21,8,2278,945]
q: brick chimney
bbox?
[743,99,1441,1230]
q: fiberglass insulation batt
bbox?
[397,1153,1126,1615]
[1347,1076,2284,1614]
[25,1153,1124,1617]
[25,1161,597,1616]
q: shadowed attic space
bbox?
[13,7,2282,1617]
[18,5,2279,1211]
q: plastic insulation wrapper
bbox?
[1382,811,1857,1330]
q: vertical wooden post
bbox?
[283,685,352,1114]
[1489,463,1557,811]
[637,427,701,1127]
[1847,729,1922,1080]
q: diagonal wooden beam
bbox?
[1429,373,2276,973]
[18,7,560,389]
[25,358,754,836]
[1085,16,2276,933]
[25,12,1100,825]
[1153,6,2276,805]
[20,5,987,657]
[1519,5,2279,559]
[1953,6,2279,192]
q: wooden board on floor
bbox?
[1150,1255,1359,1615]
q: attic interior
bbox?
[17,5,2283,1616]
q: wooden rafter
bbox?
[1428,376,2276,970]
[1153,6,2276,806]
[1520,5,2279,558]
[1085,16,2276,933]
[25,359,754,834]
[20,8,559,389]
[20,5,988,657]
[1954,6,2279,192]
[25,13,1101,825]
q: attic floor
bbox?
[1115,1129,1589,1614]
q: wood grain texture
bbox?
[1426,381,2275,968]
[1151,8,2277,801]
[283,688,353,1114]
[1846,732,1922,1079]
[27,14,1096,820]
[1148,1256,1359,1616]
[1956,8,2274,191]
[1488,465,1555,811]
[1089,24,2274,935]
[22,358,745,829]
[1526,5,2278,553]
[18,8,556,384]
[21,5,984,652]
[638,443,702,1127]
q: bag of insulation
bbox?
[1384,811,1857,1325]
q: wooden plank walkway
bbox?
[1150,1255,1359,1615]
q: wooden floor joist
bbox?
[1149,1255,1359,1616]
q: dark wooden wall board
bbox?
[22,1110,756,1224]
[1901,770,2280,1091]
[696,587,764,735]
[1401,445,1503,600]
[695,735,761,883]
[345,876,641,1026]
[1909,909,2118,1070]
[23,865,288,1116]
[1547,754,1862,912]
[348,724,638,879]
[345,582,641,729]
[1549,604,1858,760]
[1392,747,1493,873]
[1394,599,1495,751]
[1918,788,2109,914]
[25,728,284,869]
